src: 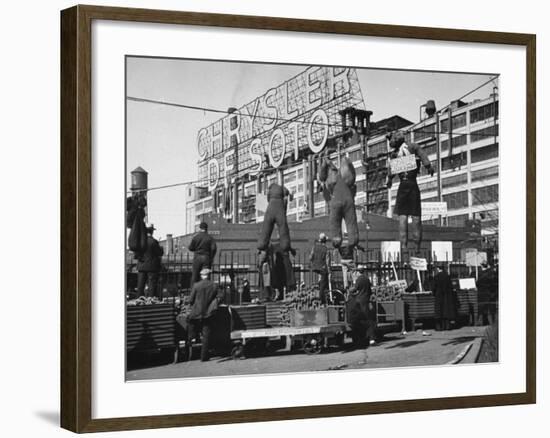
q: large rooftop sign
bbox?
[197,66,365,191]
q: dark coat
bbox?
[347,274,373,327]
[188,279,219,320]
[476,268,497,302]
[189,231,217,259]
[273,246,296,291]
[433,270,457,319]
[310,242,329,272]
[137,235,163,272]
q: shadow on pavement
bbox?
[441,336,478,346]
[385,340,429,349]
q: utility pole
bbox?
[308,154,315,219]
[228,107,239,224]
[435,112,444,226]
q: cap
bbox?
[319,232,327,242]
[146,224,156,231]
[200,268,211,276]
[199,222,208,231]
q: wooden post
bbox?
[417,269,423,292]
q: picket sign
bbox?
[389,154,417,174]
[388,279,408,289]
[410,257,428,271]
[410,256,427,292]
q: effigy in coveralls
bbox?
[386,131,434,255]
[257,183,292,262]
[318,156,359,251]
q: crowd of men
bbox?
[131,218,498,360]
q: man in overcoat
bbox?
[346,266,376,347]
[188,268,219,361]
[136,224,164,298]
[433,265,457,330]
[189,222,217,286]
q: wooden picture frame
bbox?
[60,4,536,433]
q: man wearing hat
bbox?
[189,221,217,286]
[309,233,331,304]
[136,224,164,298]
[346,265,376,348]
[386,131,434,256]
[188,268,219,362]
[476,262,497,326]
[432,264,457,331]
[346,264,376,347]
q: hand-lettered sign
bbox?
[389,154,417,174]
[410,256,428,271]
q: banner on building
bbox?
[422,201,448,219]
[381,241,401,261]
[431,241,453,262]
[463,248,487,267]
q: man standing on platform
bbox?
[136,224,164,298]
[309,233,331,304]
[189,222,217,286]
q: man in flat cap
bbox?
[136,224,164,298]
[189,221,217,286]
[188,268,219,362]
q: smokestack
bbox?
[228,107,239,148]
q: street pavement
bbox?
[126,326,488,381]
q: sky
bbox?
[126,57,497,239]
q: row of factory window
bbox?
[415,166,499,193]
[425,211,499,229]
[413,102,498,142]
[343,141,498,183]
[359,121,498,166]
[418,184,499,211]
[416,143,499,177]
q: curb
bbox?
[447,337,483,365]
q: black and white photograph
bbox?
[125,57,500,380]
